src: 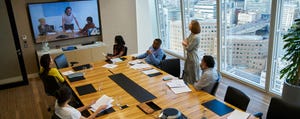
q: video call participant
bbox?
[132,38,164,67]
[38,18,52,36]
[79,16,96,35]
[62,7,81,32]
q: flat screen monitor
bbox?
[27,0,101,43]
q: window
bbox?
[220,0,272,88]
[270,0,300,94]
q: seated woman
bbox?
[55,87,107,119]
[106,35,127,59]
[39,54,65,83]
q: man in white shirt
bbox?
[194,55,220,90]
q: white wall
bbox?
[100,0,138,55]
[136,0,157,54]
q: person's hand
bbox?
[182,40,188,47]
[98,105,108,110]
[132,56,137,60]
[89,100,96,106]
[146,50,152,54]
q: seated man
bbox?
[132,38,164,66]
[194,55,221,90]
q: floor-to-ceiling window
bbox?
[220,0,272,88]
[157,0,217,59]
[270,0,300,94]
[154,0,298,95]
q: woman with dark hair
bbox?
[39,54,65,83]
[182,20,201,84]
[106,35,126,59]
[55,87,107,119]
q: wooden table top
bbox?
[59,57,257,119]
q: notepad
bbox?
[227,109,250,119]
[202,99,234,116]
[75,84,96,96]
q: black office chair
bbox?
[51,112,61,119]
[54,53,78,69]
[40,75,63,111]
[123,46,128,56]
[162,54,166,60]
[253,97,300,119]
[160,58,180,78]
[224,86,250,111]
[202,81,219,96]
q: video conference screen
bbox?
[27,0,101,43]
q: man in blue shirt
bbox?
[132,38,164,66]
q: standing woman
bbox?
[182,20,201,84]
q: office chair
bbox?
[253,97,300,119]
[162,54,166,60]
[40,75,62,111]
[202,81,219,96]
[224,86,250,111]
[123,46,128,56]
[51,112,61,119]
[160,58,180,78]
[54,53,78,69]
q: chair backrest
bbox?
[202,81,219,96]
[54,53,69,69]
[123,46,128,56]
[266,97,300,119]
[51,112,61,119]
[40,75,62,96]
[160,58,180,77]
[162,54,166,60]
[224,86,250,111]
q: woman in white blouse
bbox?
[55,87,107,119]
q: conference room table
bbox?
[59,56,258,119]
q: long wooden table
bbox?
[59,57,257,119]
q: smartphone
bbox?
[120,104,129,110]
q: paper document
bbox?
[111,58,123,63]
[166,80,187,88]
[130,64,151,70]
[170,86,191,94]
[62,70,75,76]
[128,60,143,65]
[102,64,118,69]
[142,69,160,75]
[90,95,114,112]
[67,72,84,78]
[227,109,250,119]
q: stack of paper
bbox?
[128,60,143,65]
[62,70,75,76]
[102,64,118,69]
[142,69,160,75]
[130,64,152,70]
[111,58,123,63]
[166,80,191,94]
[227,109,250,119]
[90,95,114,112]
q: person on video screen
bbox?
[38,18,52,36]
[79,16,95,35]
[62,7,81,32]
